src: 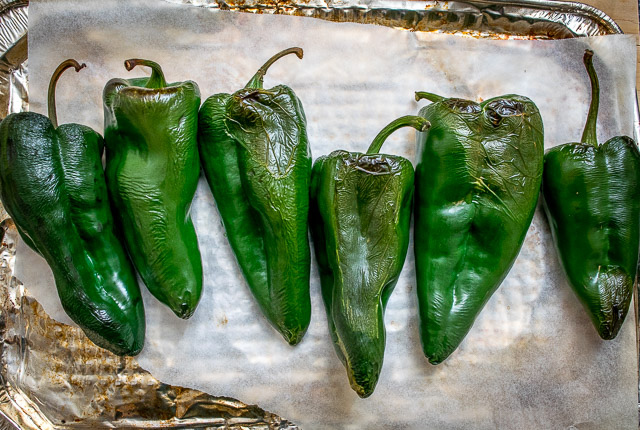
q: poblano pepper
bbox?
[310,116,429,398]
[414,91,544,364]
[0,60,145,355]
[104,59,203,319]
[198,47,311,345]
[542,50,640,340]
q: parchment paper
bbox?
[26,0,637,428]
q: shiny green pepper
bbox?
[104,59,203,319]
[198,48,311,345]
[0,60,145,355]
[414,91,544,364]
[311,115,429,397]
[542,50,640,340]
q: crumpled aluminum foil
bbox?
[165,0,622,37]
[1,0,639,428]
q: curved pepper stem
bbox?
[366,115,430,155]
[47,59,86,129]
[415,91,446,103]
[245,47,303,89]
[581,49,600,147]
[124,58,168,89]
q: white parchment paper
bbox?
[26,0,637,428]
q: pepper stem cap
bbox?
[580,49,600,147]
[124,58,168,89]
[366,115,430,155]
[415,91,446,103]
[246,47,303,89]
[47,59,86,128]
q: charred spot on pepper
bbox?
[484,99,526,126]
[444,98,481,114]
[341,153,396,175]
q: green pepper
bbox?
[198,48,311,345]
[542,50,640,340]
[310,115,429,398]
[414,91,544,364]
[0,60,145,355]
[104,59,202,319]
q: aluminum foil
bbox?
[2,0,639,428]
[166,0,622,37]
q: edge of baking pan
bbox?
[172,0,623,37]
[1,0,639,429]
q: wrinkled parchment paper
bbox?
[26,0,637,428]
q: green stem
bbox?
[124,59,167,89]
[47,59,86,128]
[580,49,600,147]
[366,115,430,155]
[415,91,446,103]
[245,47,303,89]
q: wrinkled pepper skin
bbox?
[310,116,429,397]
[0,60,145,355]
[104,59,202,319]
[542,50,640,340]
[198,48,311,345]
[414,92,544,364]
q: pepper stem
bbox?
[245,47,303,89]
[47,59,86,128]
[580,49,599,147]
[366,115,430,155]
[124,58,167,89]
[415,91,446,103]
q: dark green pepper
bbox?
[198,48,311,345]
[0,60,145,355]
[414,91,544,364]
[542,50,640,340]
[104,59,202,319]
[310,115,429,398]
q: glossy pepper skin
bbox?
[414,91,544,364]
[0,60,145,355]
[104,59,202,319]
[311,116,429,397]
[542,50,640,340]
[198,48,311,345]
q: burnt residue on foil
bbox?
[166,0,620,38]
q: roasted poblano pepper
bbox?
[104,59,203,319]
[310,116,429,398]
[542,50,640,340]
[0,60,145,355]
[414,91,544,364]
[198,47,311,345]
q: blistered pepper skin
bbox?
[542,51,640,340]
[103,60,203,319]
[198,48,311,345]
[310,116,428,397]
[0,60,145,355]
[414,93,544,364]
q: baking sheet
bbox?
[22,0,638,428]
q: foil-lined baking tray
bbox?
[1,0,638,429]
